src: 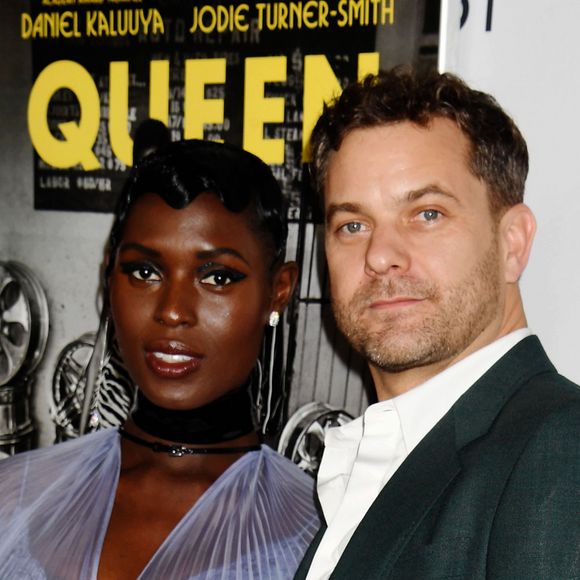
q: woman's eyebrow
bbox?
[118,242,161,258]
[197,247,250,266]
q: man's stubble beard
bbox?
[331,241,503,374]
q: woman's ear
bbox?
[500,203,536,283]
[270,261,299,315]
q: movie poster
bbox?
[23,0,402,215]
[2,0,439,452]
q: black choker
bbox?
[119,428,260,457]
[131,385,256,445]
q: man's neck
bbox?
[371,356,462,401]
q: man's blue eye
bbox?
[421,210,440,221]
[343,222,363,233]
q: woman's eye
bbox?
[201,270,246,287]
[121,263,161,282]
[419,209,441,222]
[132,266,160,281]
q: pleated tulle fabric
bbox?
[0,429,320,579]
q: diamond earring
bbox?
[268,311,280,327]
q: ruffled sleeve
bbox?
[0,429,119,579]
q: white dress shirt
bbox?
[305,329,532,580]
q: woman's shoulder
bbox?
[213,445,319,528]
[0,428,119,485]
[0,429,121,578]
[227,444,315,491]
[0,428,120,528]
[257,444,315,488]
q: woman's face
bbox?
[109,192,295,410]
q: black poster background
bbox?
[28,0,395,215]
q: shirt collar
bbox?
[323,329,532,456]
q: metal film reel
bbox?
[51,332,96,441]
[0,261,49,386]
[278,402,353,476]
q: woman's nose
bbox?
[153,278,197,327]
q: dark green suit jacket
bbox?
[295,336,580,579]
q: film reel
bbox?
[278,402,353,475]
[0,261,49,386]
[51,332,96,440]
[52,329,136,440]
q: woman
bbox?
[0,140,320,578]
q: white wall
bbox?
[440,0,580,384]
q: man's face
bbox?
[324,119,508,392]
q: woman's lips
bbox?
[144,341,203,379]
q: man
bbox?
[295,68,580,579]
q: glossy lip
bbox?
[144,339,204,379]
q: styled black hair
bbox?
[105,139,288,283]
[96,139,290,437]
[132,118,171,164]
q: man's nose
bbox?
[364,225,411,277]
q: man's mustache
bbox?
[343,277,439,308]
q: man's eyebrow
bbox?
[406,185,460,204]
[118,243,161,258]
[325,202,362,224]
[197,247,250,266]
[325,186,460,223]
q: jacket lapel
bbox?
[328,336,555,578]
[452,335,555,449]
[330,414,460,578]
[294,526,327,579]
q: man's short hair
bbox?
[310,66,529,215]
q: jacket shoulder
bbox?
[486,372,580,578]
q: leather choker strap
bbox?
[119,428,261,457]
[131,385,256,445]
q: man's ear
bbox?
[500,203,536,283]
[270,261,299,315]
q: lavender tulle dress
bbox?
[0,429,320,579]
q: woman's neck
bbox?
[131,385,257,445]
